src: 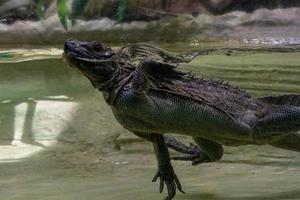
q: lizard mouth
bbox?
[62,52,78,68]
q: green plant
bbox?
[34,0,170,29]
[57,0,68,30]
[70,0,88,25]
[35,0,88,30]
[34,0,45,19]
[115,0,127,22]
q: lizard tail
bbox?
[257,94,300,107]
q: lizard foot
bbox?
[152,165,185,200]
[171,143,209,166]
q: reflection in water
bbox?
[12,102,29,146]
[0,96,78,163]
[0,57,83,162]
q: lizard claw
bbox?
[152,166,184,200]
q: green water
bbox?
[0,46,299,200]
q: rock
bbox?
[201,0,300,15]
[78,0,204,21]
[0,0,37,24]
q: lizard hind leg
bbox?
[255,94,300,142]
[254,94,300,145]
[255,106,300,143]
[164,136,209,165]
[193,137,224,162]
[164,136,223,165]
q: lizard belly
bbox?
[112,90,254,143]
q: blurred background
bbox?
[0,1,300,200]
[1,0,300,45]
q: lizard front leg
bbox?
[134,132,184,200]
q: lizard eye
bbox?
[91,42,104,51]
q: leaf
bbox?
[57,0,68,30]
[34,0,45,20]
[71,0,88,26]
[115,0,127,22]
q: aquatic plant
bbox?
[115,0,127,22]
[70,0,88,25]
[34,0,45,19]
[57,0,68,30]
[34,0,88,30]
[34,0,171,29]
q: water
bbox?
[0,45,299,200]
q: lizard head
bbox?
[63,39,118,89]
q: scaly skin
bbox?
[63,39,300,200]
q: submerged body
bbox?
[63,39,300,200]
[112,79,254,145]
